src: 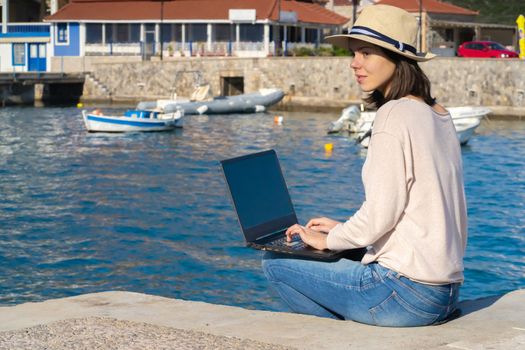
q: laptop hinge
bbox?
[256,229,286,242]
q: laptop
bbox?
[220,149,348,261]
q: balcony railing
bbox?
[85,43,143,56]
[8,24,51,33]
[83,41,318,57]
[0,23,51,38]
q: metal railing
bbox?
[82,40,319,58]
[7,23,51,34]
[85,43,143,56]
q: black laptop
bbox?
[220,149,347,261]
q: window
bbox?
[214,24,234,42]
[239,24,263,42]
[103,24,140,44]
[466,43,483,50]
[116,24,140,43]
[269,25,281,42]
[12,43,25,66]
[444,29,454,42]
[129,24,140,43]
[116,24,128,42]
[30,44,38,58]
[487,42,506,50]
[305,28,318,43]
[187,24,207,42]
[161,24,182,43]
[86,24,103,44]
[105,24,114,43]
[56,23,69,44]
[286,26,301,43]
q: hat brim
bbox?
[325,34,436,62]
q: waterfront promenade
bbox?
[0,289,524,349]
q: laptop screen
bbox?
[221,150,297,242]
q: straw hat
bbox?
[326,5,435,62]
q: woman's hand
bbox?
[285,224,329,251]
[306,217,341,234]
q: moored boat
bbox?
[82,109,183,133]
[137,88,285,115]
[454,117,482,145]
[329,105,490,147]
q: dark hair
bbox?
[365,49,436,108]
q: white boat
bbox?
[82,109,183,133]
[453,115,482,145]
[329,105,490,147]
[137,88,285,115]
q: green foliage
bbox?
[317,46,334,56]
[333,46,351,56]
[443,0,524,25]
[291,46,315,56]
[289,46,351,57]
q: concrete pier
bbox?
[0,72,85,106]
[0,289,524,349]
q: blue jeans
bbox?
[262,252,460,327]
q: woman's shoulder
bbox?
[373,98,443,137]
[374,98,421,131]
[377,98,428,116]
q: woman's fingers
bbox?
[285,224,303,241]
[306,217,340,233]
[302,227,328,250]
[306,218,329,232]
[306,218,321,228]
[285,224,328,250]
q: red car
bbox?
[457,41,519,58]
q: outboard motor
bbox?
[327,105,361,134]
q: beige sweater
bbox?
[327,98,468,284]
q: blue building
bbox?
[0,0,55,72]
[0,22,51,72]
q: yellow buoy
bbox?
[324,143,334,152]
[77,102,84,108]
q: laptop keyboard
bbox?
[267,236,307,250]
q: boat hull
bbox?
[138,88,285,115]
[454,118,482,145]
[82,111,182,132]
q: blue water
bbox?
[0,106,524,310]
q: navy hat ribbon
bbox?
[349,26,417,55]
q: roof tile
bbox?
[375,0,478,16]
[47,0,348,25]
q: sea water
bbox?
[0,106,523,311]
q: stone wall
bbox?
[81,56,525,113]
[50,56,142,73]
